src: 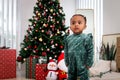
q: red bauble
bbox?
[34,45,37,49]
[17,56,23,62]
[60,45,63,49]
[42,52,47,56]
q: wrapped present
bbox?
[0,49,16,79]
[35,64,47,80]
[26,55,38,79]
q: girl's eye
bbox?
[78,21,82,24]
[72,22,75,25]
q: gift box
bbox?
[0,49,16,79]
[26,55,38,79]
[35,64,47,80]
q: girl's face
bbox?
[70,15,86,34]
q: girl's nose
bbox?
[75,23,79,26]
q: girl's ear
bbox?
[84,25,87,29]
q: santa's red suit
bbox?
[57,52,68,80]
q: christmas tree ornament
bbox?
[41,48,44,51]
[54,55,57,58]
[23,58,26,62]
[43,23,46,27]
[35,29,38,32]
[39,38,43,42]
[35,37,37,39]
[50,9,53,13]
[50,34,53,38]
[52,18,55,22]
[41,30,44,32]
[53,13,56,16]
[37,13,41,16]
[43,43,46,45]
[59,9,62,13]
[57,21,59,23]
[28,45,32,49]
[55,43,58,46]
[57,29,60,34]
[51,45,55,49]
[34,45,37,49]
[36,11,38,14]
[60,45,63,49]
[24,48,27,51]
[17,56,23,62]
[45,9,48,12]
[42,52,47,56]
[47,48,50,51]
[53,52,55,54]
[33,50,36,53]
[51,40,54,44]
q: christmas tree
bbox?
[17,0,68,63]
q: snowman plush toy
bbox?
[46,59,58,80]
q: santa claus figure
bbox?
[57,51,68,80]
[46,59,58,80]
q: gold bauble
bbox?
[24,48,27,50]
[50,9,53,13]
[39,38,43,42]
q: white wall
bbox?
[60,0,75,26]
[18,0,36,41]
[103,0,120,35]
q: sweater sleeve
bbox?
[64,36,69,66]
[84,33,94,67]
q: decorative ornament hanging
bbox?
[51,45,55,49]
[50,9,53,13]
[50,34,53,38]
[39,3,43,8]
[43,23,46,27]
[41,48,44,51]
[47,48,50,51]
[35,37,37,39]
[39,37,43,42]
[34,45,37,49]
[43,43,46,45]
[42,52,47,56]
[41,30,44,33]
[38,13,41,16]
[24,48,27,51]
[28,45,32,49]
[52,18,55,22]
[35,29,38,32]
[60,45,63,49]
[36,11,38,14]
[55,43,58,46]
[33,50,36,53]
[54,55,57,58]
[57,21,59,24]
[45,9,48,12]
[53,13,56,16]
[59,9,62,13]
[57,29,60,34]
[53,52,55,54]
[51,40,54,44]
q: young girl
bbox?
[64,14,94,80]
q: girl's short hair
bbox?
[70,14,87,23]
